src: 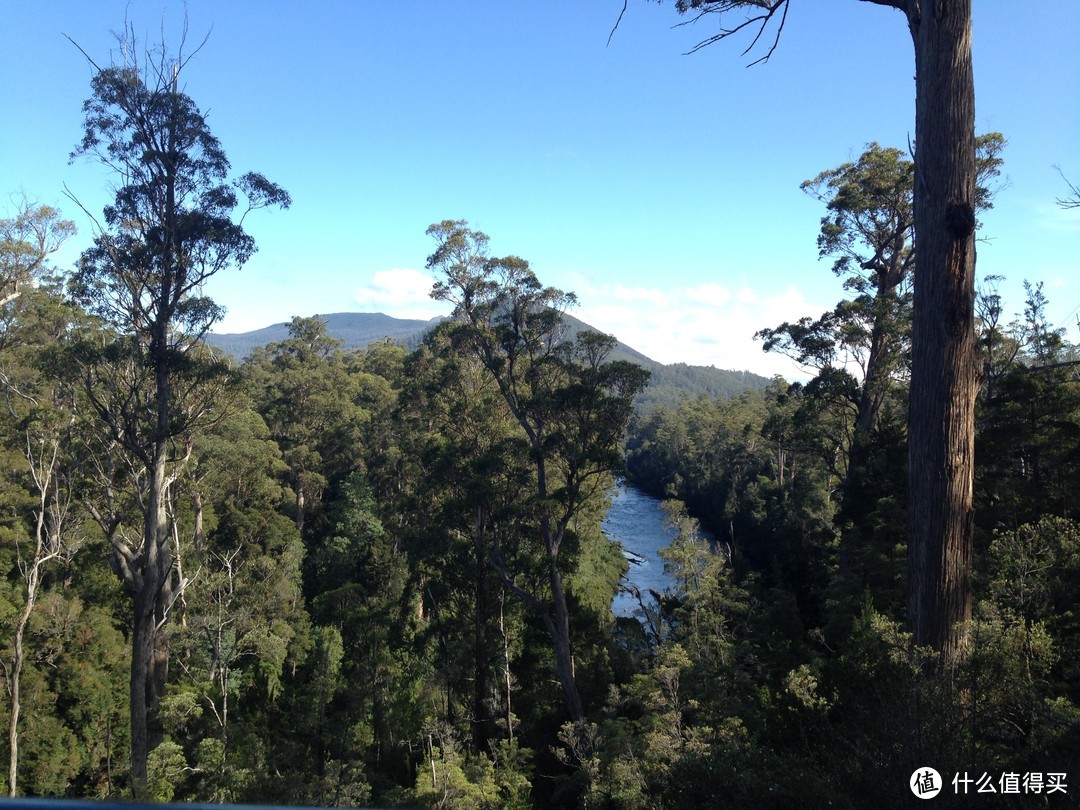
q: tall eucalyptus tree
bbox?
[426,220,649,722]
[67,30,289,796]
[629,0,983,668]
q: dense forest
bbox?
[3,15,1080,810]
[204,311,773,415]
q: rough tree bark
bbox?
[636,0,978,670]
[903,0,977,669]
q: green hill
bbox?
[205,311,771,406]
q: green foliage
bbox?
[0,593,130,797]
[977,365,1080,529]
[985,517,1080,693]
[70,55,289,336]
[152,402,312,803]
[4,190,1078,810]
[244,316,373,535]
[146,741,187,802]
[634,362,770,415]
[412,724,504,809]
[987,518,1080,624]
[566,486,627,620]
[617,298,1080,805]
[0,200,76,337]
[426,219,648,727]
[965,606,1079,769]
[758,142,916,383]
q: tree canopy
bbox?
[0,9,1077,807]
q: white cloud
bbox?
[352,268,450,320]
[574,280,825,380]
[736,285,759,304]
[612,285,670,307]
[213,266,825,380]
[686,283,731,308]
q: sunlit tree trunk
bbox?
[8,510,50,797]
[69,32,288,793]
[905,0,977,670]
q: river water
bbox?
[603,482,680,618]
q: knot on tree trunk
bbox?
[945,202,976,239]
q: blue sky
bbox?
[3,1,1078,378]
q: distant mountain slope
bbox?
[207,312,444,358]
[557,312,772,409]
[640,363,773,411]
[205,311,772,405]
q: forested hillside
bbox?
[2,9,1079,809]
[206,310,771,413]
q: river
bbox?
[603,481,681,618]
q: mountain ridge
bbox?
[205,311,772,406]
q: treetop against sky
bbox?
[1,1,1077,377]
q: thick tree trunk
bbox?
[843,320,891,500]
[128,490,172,798]
[129,590,154,800]
[536,455,585,724]
[129,359,173,798]
[905,0,977,669]
[127,90,181,798]
[547,558,585,723]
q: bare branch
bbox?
[1054,166,1080,209]
[670,1,791,64]
[608,0,629,47]
[63,33,105,74]
[612,0,908,63]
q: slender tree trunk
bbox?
[905,0,977,670]
[296,484,305,535]
[499,589,514,743]
[472,508,492,753]
[843,325,890,505]
[192,491,204,554]
[8,566,39,797]
[846,268,903,496]
[9,438,65,796]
